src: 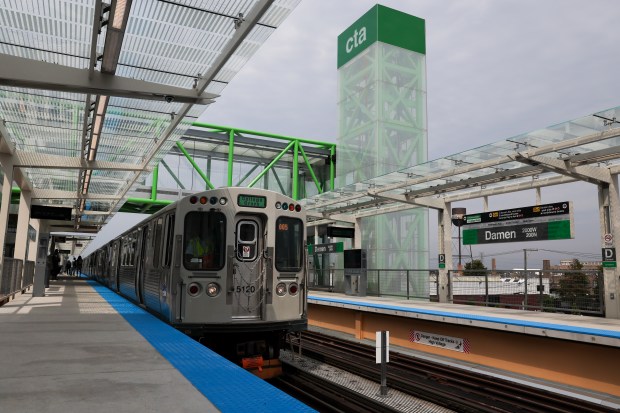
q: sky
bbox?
[83,0,620,268]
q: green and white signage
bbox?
[337,4,426,68]
[462,202,574,245]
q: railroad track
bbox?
[283,330,616,413]
[272,364,404,413]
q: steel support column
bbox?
[438,203,453,303]
[598,175,620,318]
[0,154,14,275]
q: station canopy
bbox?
[0,0,299,232]
[302,107,620,223]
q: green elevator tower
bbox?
[337,5,429,298]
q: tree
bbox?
[464,259,487,276]
[558,259,591,312]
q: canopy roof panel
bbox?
[303,106,620,222]
[0,0,299,232]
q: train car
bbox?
[84,187,307,378]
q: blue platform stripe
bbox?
[87,280,316,413]
[309,295,620,340]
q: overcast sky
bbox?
[84,0,620,268]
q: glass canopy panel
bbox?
[0,0,300,233]
[306,106,620,217]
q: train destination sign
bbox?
[462,202,573,245]
[237,194,266,208]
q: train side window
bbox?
[163,214,175,268]
[153,218,163,268]
[275,217,303,272]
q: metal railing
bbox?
[0,258,34,303]
[448,269,604,316]
[308,268,439,301]
[308,267,605,316]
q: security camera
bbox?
[164,95,174,103]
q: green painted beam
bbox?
[151,164,158,200]
[176,141,215,189]
[299,144,323,193]
[192,121,336,149]
[160,160,185,189]
[248,140,295,188]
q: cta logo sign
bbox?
[345,27,367,53]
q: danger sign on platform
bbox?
[409,330,470,353]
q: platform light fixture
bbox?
[88,95,108,161]
[101,0,133,74]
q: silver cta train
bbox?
[84,187,307,378]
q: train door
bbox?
[136,227,149,305]
[233,215,264,320]
[110,241,120,292]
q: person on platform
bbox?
[75,256,83,277]
[51,250,60,280]
[65,258,72,276]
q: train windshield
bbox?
[183,211,226,270]
[275,217,303,272]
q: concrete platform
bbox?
[307,291,620,398]
[0,278,314,413]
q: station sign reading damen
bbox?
[462,202,574,245]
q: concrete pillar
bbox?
[27,219,39,261]
[0,154,14,274]
[12,188,31,291]
[437,202,452,303]
[14,189,31,261]
[536,187,542,205]
[598,176,620,318]
[354,218,362,249]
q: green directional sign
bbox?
[462,202,573,245]
[463,220,572,245]
[308,242,344,254]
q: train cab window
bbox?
[236,220,258,261]
[275,217,303,272]
[183,211,226,270]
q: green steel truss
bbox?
[119,123,336,212]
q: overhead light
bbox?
[93,116,103,136]
[95,95,108,116]
[101,30,124,73]
[111,0,128,29]
[101,0,132,74]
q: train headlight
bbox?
[219,197,228,205]
[189,196,198,204]
[275,282,286,296]
[289,282,299,296]
[275,202,281,209]
[200,196,208,204]
[188,282,201,297]
[206,282,220,297]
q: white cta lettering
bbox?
[485,230,516,241]
[345,27,367,53]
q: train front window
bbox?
[275,217,303,272]
[183,211,226,270]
